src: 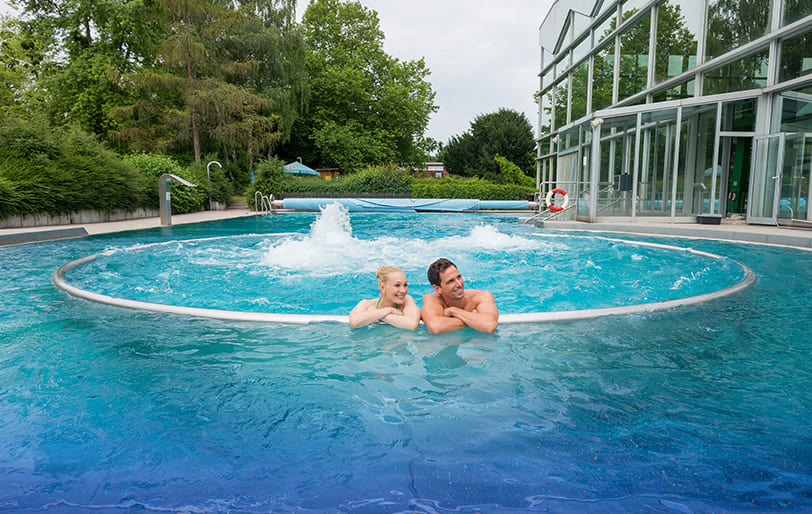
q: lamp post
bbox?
[206,161,222,211]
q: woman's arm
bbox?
[381,295,420,330]
[349,299,398,328]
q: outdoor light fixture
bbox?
[590,118,604,129]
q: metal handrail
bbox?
[254,192,274,214]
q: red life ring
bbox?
[546,188,569,212]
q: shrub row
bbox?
[247,163,535,204]
[0,116,232,219]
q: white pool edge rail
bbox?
[52,237,756,325]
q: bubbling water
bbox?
[58,206,749,316]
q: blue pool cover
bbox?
[281,197,530,212]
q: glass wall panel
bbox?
[705,0,773,61]
[722,99,757,132]
[652,78,695,101]
[679,105,718,215]
[654,0,701,84]
[542,68,554,90]
[783,0,812,27]
[592,43,616,110]
[618,12,652,101]
[622,0,652,17]
[595,13,617,43]
[553,79,568,129]
[573,12,591,39]
[542,48,555,70]
[750,135,781,219]
[572,36,591,66]
[571,61,590,120]
[596,115,638,216]
[556,53,571,77]
[777,86,812,221]
[540,89,553,135]
[779,27,812,83]
[577,128,593,218]
[637,109,679,216]
[597,0,617,16]
[704,48,769,95]
[718,136,752,215]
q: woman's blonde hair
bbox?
[376,266,403,283]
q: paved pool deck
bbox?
[1,209,811,249]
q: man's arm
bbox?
[444,291,498,334]
[421,293,467,334]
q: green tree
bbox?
[11,0,163,133]
[109,0,301,183]
[440,108,535,181]
[285,0,437,173]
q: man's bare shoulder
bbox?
[422,292,446,307]
[467,289,495,303]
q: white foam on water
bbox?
[258,207,564,277]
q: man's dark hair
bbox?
[427,258,456,287]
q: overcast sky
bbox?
[0,0,557,143]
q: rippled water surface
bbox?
[63,205,746,315]
[0,211,810,512]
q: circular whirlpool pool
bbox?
[53,204,753,323]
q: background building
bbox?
[537,0,811,226]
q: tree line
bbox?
[1,0,437,184]
[0,0,538,218]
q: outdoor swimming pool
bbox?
[1,210,810,512]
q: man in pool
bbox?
[421,258,498,334]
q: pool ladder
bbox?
[254,192,275,214]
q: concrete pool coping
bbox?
[1,208,811,249]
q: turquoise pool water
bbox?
[58,204,748,318]
[0,211,810,512]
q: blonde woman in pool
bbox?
[349,266,420,330]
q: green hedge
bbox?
[247,163,534,205]
[412,176,534,201]
[0,116,153,218]
[124,154,209,214]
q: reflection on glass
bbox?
[779,27,812,83]
[654,0,700,84]
[653,79,695,102]
[542,48,555,70]
[618,11,651,101]
[592,43,616,110]
[542,69,554,91]
[622,0,652,17]
[779,133,810,220]
[778,88,812,222]
[705,0,772,61]
[572,37,591,66]
[783,0,812,26]
[540,90,553,135]
[722,99,757,132]
[638,110,678,216]
[571,61,589,121]
[554,79,568,129]
[598,0,618,16]
[595,12,617,43]
[597,115,637,216]
[539,137,551,156]
[750,136,780,219]
[704,48,769,95]
[556,52,571,77]
[573,11,591,38]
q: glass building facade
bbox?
[537,0,812,226]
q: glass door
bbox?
[748,133,784,225]
[778,133,811,222]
